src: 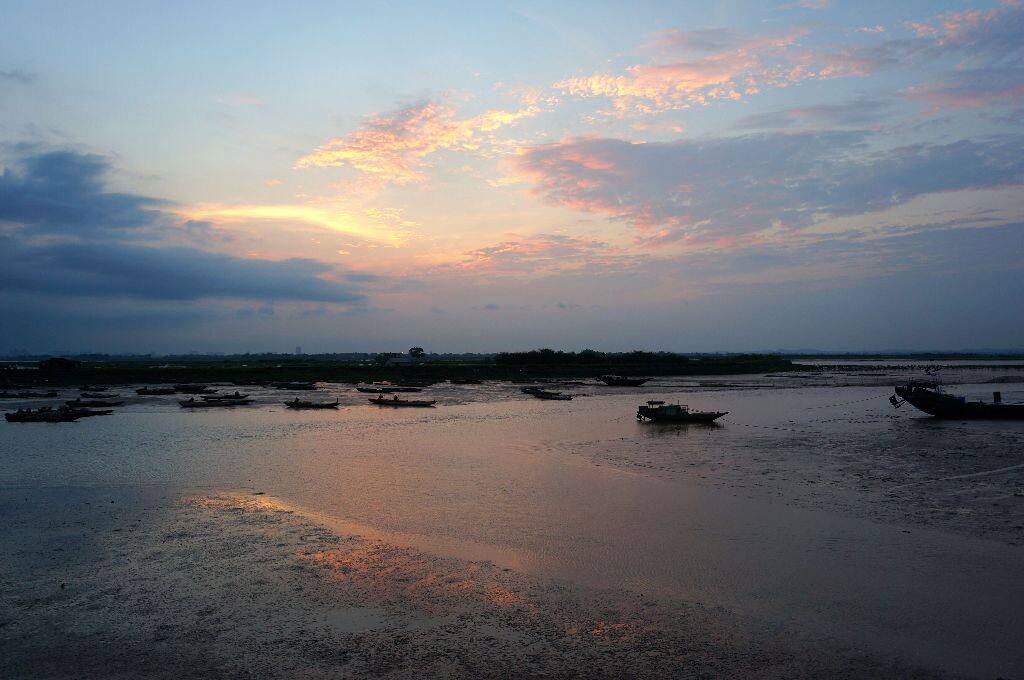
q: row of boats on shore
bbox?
[4,378,1022,422]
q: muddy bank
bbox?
[0,487,947,679]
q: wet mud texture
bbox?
[1,487,948,679]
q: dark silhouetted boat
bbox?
[179,397,252,407]
[599,375,649,386]
[272,382,318,390]
[0,391,59,398]
[636,400,728,423]
[891,380,1024,419]
[357,385,422,393]
[368,395,436,407]
[82,392,119,398]
[285,397,339,409]
[65,398,124,407]
[201,391,249,401]
[5,407,81,423]
[65,407,114,418]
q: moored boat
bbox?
[368,395,436,407]
[201,391,249,400]
[891,380,1024,419]
[5,407,81,423]
[136,387,177,395]
[636,400,727,423]
[65,398,124,407]
[285,397,339,409]
[179,397,252,407]
[599,375,650,386]
[65,407,114,418]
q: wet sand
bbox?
[0,487,948,679]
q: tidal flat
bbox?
[1,366,1022,678]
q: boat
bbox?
[136,387,177,395]
[64,407,114,418]
[356,386,422,393]
[5,407,81,423]
[599,375,650,386]
[531,390,572,401]
[891,380,1024,419]
[368,395,436,407]
[82,392,119,398]
[201,391,249,400]
[285,397,340,409]
[178,397,252,407]
[636,400,728,423]
[65,398,124,407]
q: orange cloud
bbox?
[296,100,539,185]
[553,27,836,115]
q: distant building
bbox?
[38,357,82,371]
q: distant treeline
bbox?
[494,349,780,366]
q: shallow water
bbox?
[2,370,1023,676]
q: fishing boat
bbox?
[636,400,728,423]
[599,375,650,386]
[136,387,177,395]
[368,395,436,407]
[65,398,124,407]
[891,380,1024,419]
[201,391,249,400]
[356,386,422,393]
[178,397,252,407]
[64,407,114,418]
[285,397,339,409]
[5,407,81,423]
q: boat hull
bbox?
[895,386,1024,419]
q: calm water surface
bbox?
[2,373,1023,676]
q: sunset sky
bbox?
[2,1,1023,353]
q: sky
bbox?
[1,0,1023,354]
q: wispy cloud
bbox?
[296,99,539,185]
[734,97,889,129]
[512,132,1024,247]
[0,69,34,85]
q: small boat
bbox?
[201,391,249,400]
[636,400,727,423]
[356,386,422,393]
[531,390,572,401]
[891,380,1024,419]
[599,375,650,387]
[65,407,114,418]
[65,398,124,407]
[136,387,177,395]
[5,407,81,423]
[520,386,546,394]
[368,396,436,407]
[178,397,253,407]
[82,392,119,398]
[285,397,340,409]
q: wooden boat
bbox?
[636,400,727,423]
[201,391,249,400]
[531,390,572,401]
[136,387,177,395]
[178,397,252,407]
[65,398,124,407]
[599,375,650,386]
[891,381,1024,419]
[368,396,436,407]
[285,398,340,409]
[357,386,422,393]
[82,392,119,398]
[65,407,114,418]
[5,407,81,423]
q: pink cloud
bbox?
[296,100,539,185]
